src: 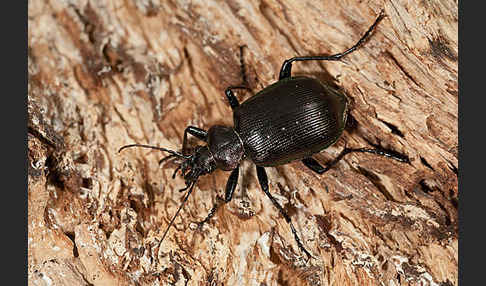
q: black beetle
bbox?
[120,11,408,258]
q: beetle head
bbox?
[118,136,237,248]
[177,145,216,186]
[118,143,218,190]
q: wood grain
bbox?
[28,0,458,285]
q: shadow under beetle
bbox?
[119,11,408,259]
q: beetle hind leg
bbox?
[302,157,327,174]
[278,11,385,80]
[256,166,312,259]
[302,147,409,175]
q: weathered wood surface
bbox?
[28,0,458,285]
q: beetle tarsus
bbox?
[349,147,410,163]
[239,45,249,87]
[256,166,313,259]
[197,166,239,228]
[197,196,223,229]
[224,46,254,110]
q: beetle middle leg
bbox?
[224,86,251,110]
[256,166,312,258]
[197,166,240,228]
[278,11,385,80]
[224,46,254,110]
[302,147,409,175]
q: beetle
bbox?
[119,10,408,258]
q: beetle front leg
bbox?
[256,166,312,259]
[197,166,240,228]
[278,11,384,80]
[182,126,207,155]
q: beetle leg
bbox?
[304,147,409,175]
[345,148,409,163]
[182,126,207,155]
[197,166,240,228]
[302,157,326,174]
[224,86,253,110]
[278,11,385,80]
[238,45,249,87]
[224,46,254,110]
[224,166,240,201]
[256,166,312,259]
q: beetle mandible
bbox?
[119,10,408,258]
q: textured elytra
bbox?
[234,76,347,166]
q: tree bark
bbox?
[28,0,458,285]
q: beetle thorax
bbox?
[207,125,244,171]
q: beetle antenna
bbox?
[118,144,190,159]
[157,179,198,250]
